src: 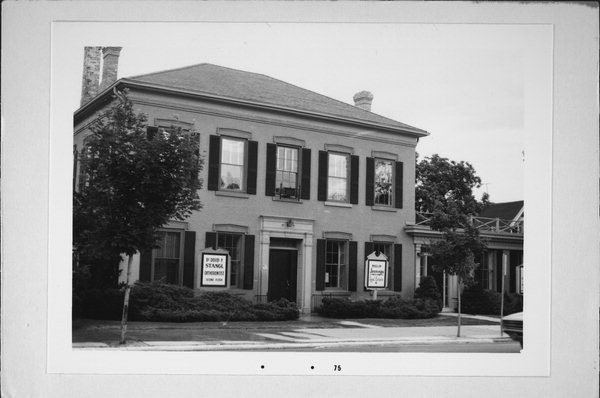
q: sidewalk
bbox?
[73,314,512,351]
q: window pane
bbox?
[221,138,244,165]
[374,159,393,205]
[218,233,242,287]
[327,177,347,201]
[325,240,346,289]
[328,153,347,178]
[154,259,179,284]
[275,146,299,198]
[220,164,244,190]
[153,231,181,285]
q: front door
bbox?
[268,249,298,302]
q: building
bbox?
[74,47,429,314]
[405,200,524,310]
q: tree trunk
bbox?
[119,254,134,345]
[457,277,462,338]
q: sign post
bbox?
[364,251,389,300]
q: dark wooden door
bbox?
[268,249,298,303]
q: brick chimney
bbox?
[353,91,374,112]
[80,46,102,107]
[99,46,122,92]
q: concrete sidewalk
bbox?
[73,315,511,351]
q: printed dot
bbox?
[310,366,314,370]
[261,365,264,369]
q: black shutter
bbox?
[393,244,402,292]
[316,239,326,291]
[265,143,277,196]
[207,135,221,191]
[364,242,374,291]
[205,231,217,250]
[394,161,404,209]
[301,148,311,200]
[183,231,196,288]
[317,151,328,201]
[348,241,358,291]
[246,140,258,195]
[366,157,374,206]
[139,249,152,282]
[243,235,255,290]
[350,155,359,204]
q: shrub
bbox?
[316,296,438,319]
[461,284,523,315]
[414,276,442,312]
[74,281,299,322]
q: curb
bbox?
[73,336,514,351]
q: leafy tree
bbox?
[415,153,488,336]
[416,154,489,230]
[73,91,202,343]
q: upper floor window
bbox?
[220,137,245,191]
[276,146,299,199]
[374,159,394,206]
[327,152,349,202]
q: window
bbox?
[276,146,299,199]
[374,159,393,206]
[372,242,393,289]
[217,233,243,287]
[220,137,245,191]
[327,153,349,202]
[325,240,347,289]
[474,253,490,289]
[153,230,183,285]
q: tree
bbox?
[416,154,489,230]
[73,91,202,343]
[415,153,488,336]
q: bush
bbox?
[74,281,300,322]
[461,284,523,315]
[414,276,442,312]
[316,296,438,319]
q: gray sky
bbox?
[68,22,531,203]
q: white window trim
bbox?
[275,144,301,200]
[326,151,350,203]
[219,135,247,193]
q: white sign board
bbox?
[518,265,524,294]
[200,253,229,287]
[364,251,389,289]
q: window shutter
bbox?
[364,242,374,291]
[394,161,404,209]
[243,235,255,290]
[366,157,374,206]
[265,143,277,196]
[350,155,359,204]
[205,231,217,250]
[348,241,358,291]
[301,148,311,200]
[183,231,196,288]
[139,249,152,282]
[246,140,258,195]
[317,151,328,201]
[393,244,402,292]
[207,135,221,191]
[316,239,326,291]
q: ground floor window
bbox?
[474,253,490,289]
[325,240,347,289]
[217,233,243,287]
[372,241,393,289]
[153,230,183,284]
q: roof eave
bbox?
[75,79,429,138]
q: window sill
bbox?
[324,201,352,208]
[371,205,397,212]
[215,190,250,199]
[272,197,303,204]
[322,290,351,295]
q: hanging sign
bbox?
[364,252,388,289]
[200,252,229,287]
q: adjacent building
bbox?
[74,47,430,314]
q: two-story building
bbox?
[73,47,429,314]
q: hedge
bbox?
[316,297,439,319]
[74,281,299,322]
[461,284,523,316]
